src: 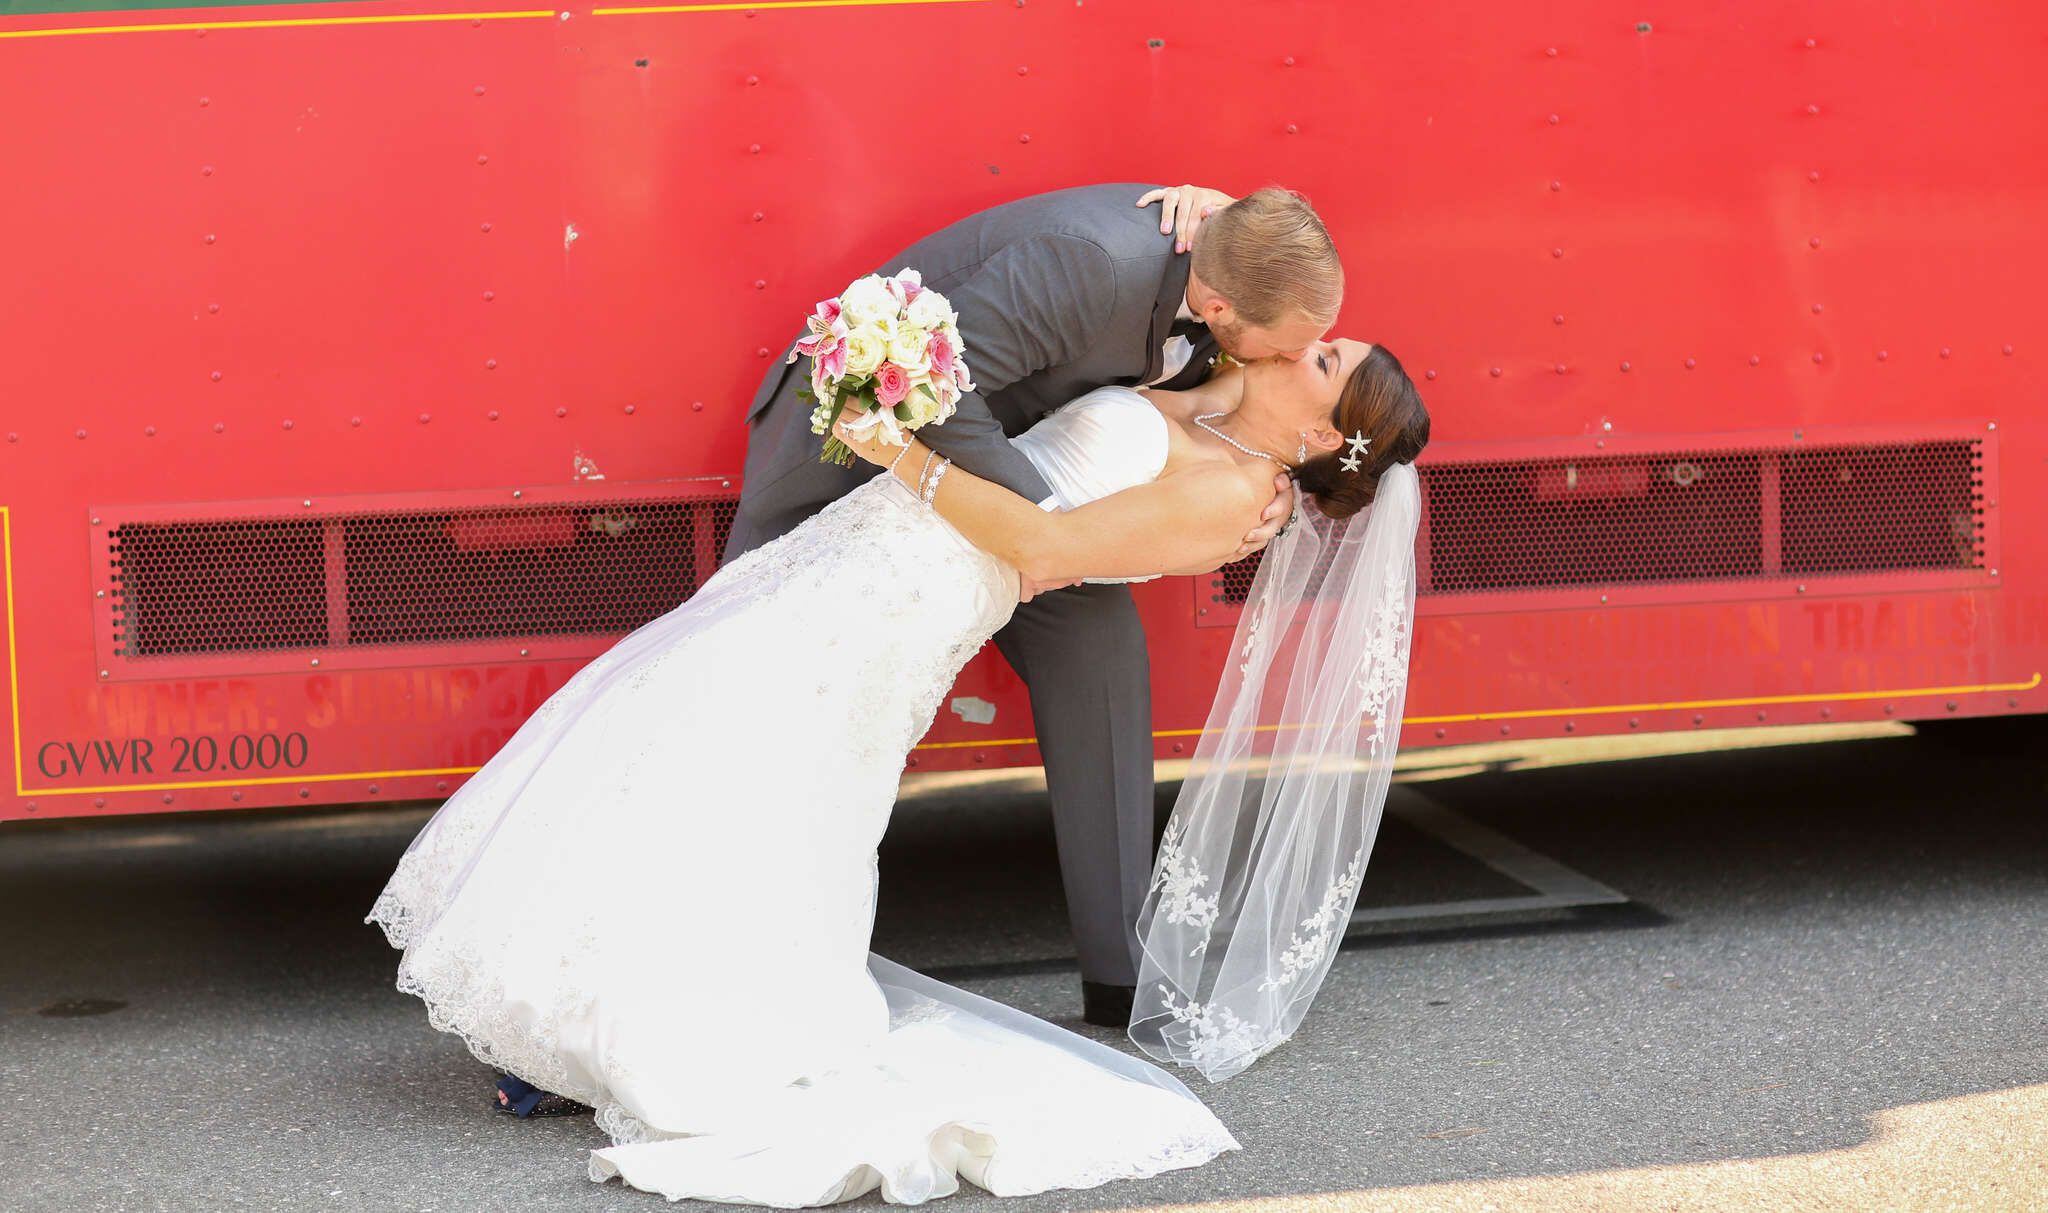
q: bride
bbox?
[367,336,1430,1206]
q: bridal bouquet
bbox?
[791,269,975,466]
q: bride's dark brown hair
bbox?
[1293,344,1430,519]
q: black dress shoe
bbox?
[1081,981,1137,1028]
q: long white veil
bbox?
[1129,461,1421,1082]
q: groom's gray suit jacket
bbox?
[725,183,1219,991]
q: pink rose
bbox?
[874,361,910,407]
[927,331,955,379]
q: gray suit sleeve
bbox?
[915,235,1116,503]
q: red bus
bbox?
[4,0,2041,821]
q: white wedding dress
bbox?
[367,387,1239,1206]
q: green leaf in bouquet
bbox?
[917,383,937,402]
[894,403,913,422]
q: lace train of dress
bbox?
[366,389,1235,1205]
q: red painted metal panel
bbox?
[3,1,2044,820]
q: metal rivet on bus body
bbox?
[1821,706,1833,718]
[973,753,986,764]
[477,154,489,165]
[1499,724,1511,735]
[1756,710,1767,721]
[1750,355,1761,366]
[436,781,448,792]
[1805,37,1817,48]
[692,401,705,412]
[76,428,87,439]
[201,165,213,177]
[474,85,485,96]
[2003,344,2014,355]
[282,419,294,430]
[1693,714,1704,726]
[483,290,495,302]
[1548,113,1560,125]
[199,96,209,106]
[204,234,216,245]
[208,303,219,314]
[1546,46,1558,56]
[555,407,567,418]
[1602,419,1613,431]
[753,211,765,222]
[906,755,920,767]
[1628,718,1639,729]
[481,222,492,233]
[749,143,762,154]
[745,74,758,86]
[485,359,497,370]
[1555,363,1567,374]
[93,797,105,808]
[1811,303,1824,314]
[1434,728,1446,739]
[1988,421,1997,430]
[1283,56,1295,66]
[519,648,530,657]
[1147,39,1164,49]
[1884,703,1895,714]
[96,590,104,599]
[512,489,522,498]
[310,658,320,666]
[1619,361,1631,372]
[488,410,500,421]
[1941,347,1951,358]
[1425,369,1437,380]
[98,669,109,679]
[298,788,310,798]
[2009,698,2020,709]
[5,433,14,443]
[1809,237,1821,249]
[368,784,380,794]
[1877,350,1888,361]
[624,404,636,415]
[1806,104,1820,115]
[1563,721,1574,732]
[1946,701,1959,712]
[1549,180,1562,191]
[1284,125,1297,135]
[1490,366,1502,377]
[1685,358,1696,369]
[754,280,767,290]
[1599,594,1609,603]
[163,794,173,804]
[1552,247,1564,258]
[419,413,432,424]
[1017,65,1030,75]
[1794,429,1804,440]
[1797,584,1806,592]
[757,347,771,358]
[721,480,732,489]
[1813,352,1825,363]
[1554,314,1565,325]
[1173,741,1185,753]
[211,370,222,382]
[1991,567,2000,576]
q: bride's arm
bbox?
[842,429,1267,583]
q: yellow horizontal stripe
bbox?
[0,9,552,38]
[911,671,2045,751]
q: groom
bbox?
[726,183,1345,1026]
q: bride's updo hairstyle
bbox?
[1293,344,1430,519]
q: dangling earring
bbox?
[1297,433,1309,463]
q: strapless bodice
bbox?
[1011,386,1171,584]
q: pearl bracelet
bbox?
[922,457,952,507]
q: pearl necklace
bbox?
[1193,411,1287,468]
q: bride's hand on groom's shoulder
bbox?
[1138,185,1238,254]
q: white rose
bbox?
[905,288,956,330]
[841,329,886,378]
[898,379,943,428]
[887,324,933,375]
[840,276,898,326]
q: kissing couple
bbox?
[368,182,1432,1205]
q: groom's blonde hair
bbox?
[1192,187,1344,329]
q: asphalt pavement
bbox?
[3,722,2043,1211]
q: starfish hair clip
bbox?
[1338,429,1370,473]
